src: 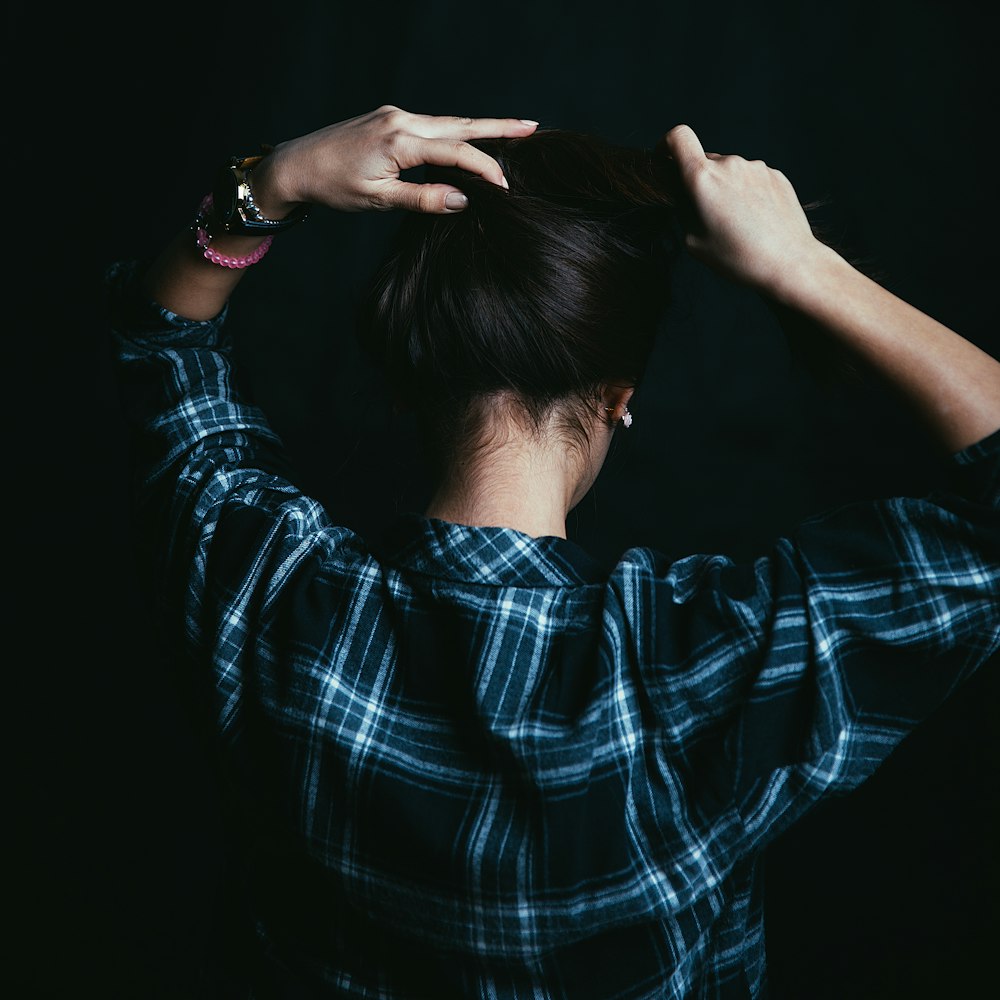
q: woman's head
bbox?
[357,127,679,475]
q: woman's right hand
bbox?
[659,124,830,296]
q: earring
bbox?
[604,405,633,428]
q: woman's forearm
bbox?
[771,244,1000,453]
[140,156,295,322]
[140,228,269,321]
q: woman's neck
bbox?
[424,439,585,540]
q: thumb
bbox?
[383,180,471,215]
[663,123,707,179]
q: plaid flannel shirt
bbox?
[107,260,1000,999]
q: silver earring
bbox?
[604,405,633,428]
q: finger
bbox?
[407,113,539,141]
[654,132,722,162]
[399,136,509,188]
[383,180,471,215]
[663,124,708,179]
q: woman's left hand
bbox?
[251,105,539,217]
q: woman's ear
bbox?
[601,383,635,426]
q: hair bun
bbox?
[358,127,679,468]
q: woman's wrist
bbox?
[244,146,306,221]
[764,242,851,312]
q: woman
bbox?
[107,106,1000,999]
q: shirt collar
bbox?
[372,513,607,588]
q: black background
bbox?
[10,2,998,997]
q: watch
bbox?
[210,152,309,235]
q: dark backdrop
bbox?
[10,2,997,997]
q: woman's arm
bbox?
[660,124,1000,453]
[772,248,1000,452]
[109,105,538,682]
[142,106,538,321]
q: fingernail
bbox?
[519,119,539,126]
[445,192,469,211]
[500,175,509,190]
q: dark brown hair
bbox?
[357,128,680,469]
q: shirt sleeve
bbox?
[634,425,999,854]
[106,259,357,729]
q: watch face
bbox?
[207,155,307,233]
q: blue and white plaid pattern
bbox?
[108,261,1000,999]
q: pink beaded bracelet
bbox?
[192,193,273,269]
